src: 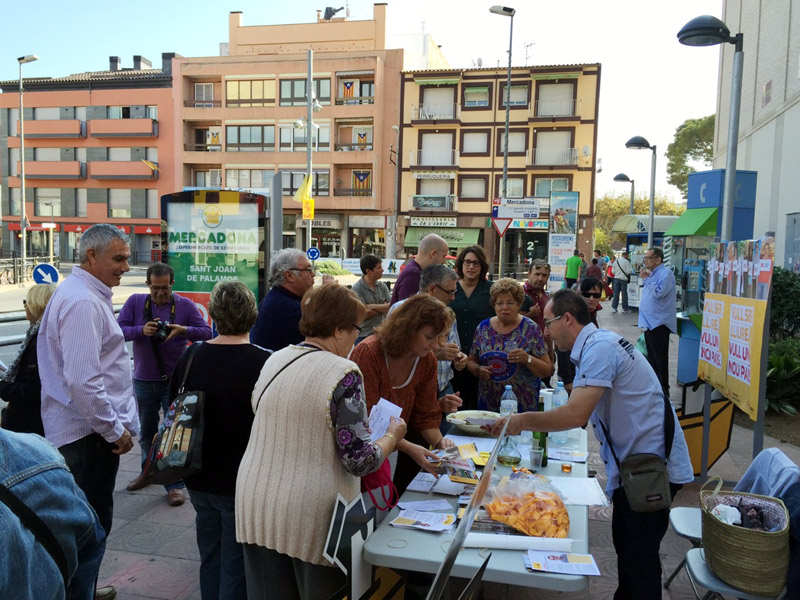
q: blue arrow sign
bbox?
[32,263,60,285]
[306,247,321,261]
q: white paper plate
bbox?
[446,410,501,435]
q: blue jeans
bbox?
[612,279,629,311]
[188,489,247,600]
[133,378,184,491]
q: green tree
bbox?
[666,115,715,199]
[593,192,685,246]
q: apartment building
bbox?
[398,64,600,270]
[175,4,407,258]
[0,54,177,262]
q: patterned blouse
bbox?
[470,316,547,412]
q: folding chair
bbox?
[685,548,786,600]
[663,506,702,588]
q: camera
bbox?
[154,320,170,344]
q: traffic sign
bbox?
[32,263,59,285]
[306,246,321,261]
[491,218,513,238]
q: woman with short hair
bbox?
[237,284,405,600]
[171,281,270,600]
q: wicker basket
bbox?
[700,477,789,596]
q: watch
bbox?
[527,355,532,365]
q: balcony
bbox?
[334,142,373,152]
[334,188,373,197]
[18,119,85,138]
[89,161,158,180]
[184,143,222,152]
[183,100,222,107]
[411,194,456,211]
[530,99,581,120]
[411,103,461,122]
[410,149,459,168]
[529,147,579,167]
[90,118,157,138]
[335,96,374,105]
[17,161,85,180]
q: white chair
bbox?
[664,506,702,588]
[684,548,786,600]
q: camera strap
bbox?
[145,295,176,381]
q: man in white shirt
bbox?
[612,250,632,313]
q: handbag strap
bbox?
[254,348,321,411]
[177,342,203,395]
[598,392,675,471]
[0,482,69,589]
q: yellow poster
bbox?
[302,197,315,220]
[726,297,767,420]
[697,293,728,395]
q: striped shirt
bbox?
[38,266,139,448]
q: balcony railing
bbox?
[184,143,222,152]
[334,188,373,197]
[183,100,222,108]
[410,149,459,167]
[89,161,158,180]
[335,96,374,105]
[90,118,157,138]
[530,147,579,166]
[531,99,580,119]
[17,161,85,180]
[411,195,456,211]
[18,119,85,138]
[412,103,460,121]
[334,143,373,151]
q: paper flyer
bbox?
[367,398,402,442]
[525,551,601,576]
[389,510,456,532]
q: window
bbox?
[194,83,214,107]
[225,169,271,190]
[534,177,569,196]
[338,79,373,104]
[280,79,330,106]
[498,177,524,198]
[534,130,574,165]
[8,188,20,216]
[108,106,132,119]
[34,148,61,161]
[498,130,527,154]
[421,87,456,119]
[146,105,158,120]
[76,148,87,162]
[146,147,158,162]
[75,107,87,121]
[147,189,159,218]
[460,177,487,199]
[8,108,19,136]
[464,86,489,107]
[501,84,529,107]
[278,125,330,152]
[226,125,275,152]
[281,170,330,196]
[461,131,488,154]
[108,189,131,218]
[419,179,451,196]
[194,169,221,188]
[108,148,132,161]
[419,132,455,165]
[360,81,374,98]
[35,188,61,217]
[226,80,276,107]
[536,82,575,117]
[33,107,60,120]
[76,188,87,217]
[9,148,19,174]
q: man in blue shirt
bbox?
[487,289,693,599]
[638,247,677,401]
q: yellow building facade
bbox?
[398,64,601,272]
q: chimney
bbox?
[317,9,322,22]
[109,56,120,71]
[133,55,152,70]
[161,52,178,75]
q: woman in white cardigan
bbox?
[236,283,406,600]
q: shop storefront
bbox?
[299,215,344,258]
[7,222,60,260]
[403,218,482,255]
[349,215,387,258]
[503,221,550,275]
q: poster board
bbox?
[547,191,579,289]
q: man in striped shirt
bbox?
[38,224,139,600]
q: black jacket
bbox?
[0,333,44,436]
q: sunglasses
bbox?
[582,292,602,299]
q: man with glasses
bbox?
[117,262,212,504]
[487,289,693,600]
[352,254,391,345]
[521,260,555,387]
[390,234,449,304]
[251,248,333,352]
[638,247,677,401]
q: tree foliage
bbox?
[666,115,715,199]
[593,192,686,246]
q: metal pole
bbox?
[498,15,513,277]
[647,146,656,249]
[49,202,53,264]
[629,180,635,215]
[306,49,313,252]
[19,62,27,284]
[387,127,400,259]
[721,36,743,242]
[753,275,772,457]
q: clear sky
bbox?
[3,0,723,202]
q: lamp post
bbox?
[387,125,400,260]
[490,5,515,277]
[295,50,323,252]
[18,54,38,284]
[613,173,635,215]
[625,136,656,248]
[43,201,54,264]
[678,15,743,242]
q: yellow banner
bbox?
[726,297,766,420]
[302,197,315,220]
[697,294,728,394]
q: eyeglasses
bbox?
[434,283,457,296]
[149,285,172,292]
[353,324,363,334]
[462,259,481,267]
[291,267,315,274]
[581,292,602,299]
[544,314,563,327]
[22,299,27,306]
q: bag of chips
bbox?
[484,476,570,538]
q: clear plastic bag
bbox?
[483,475,570,537]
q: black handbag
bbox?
[143,343,205,485]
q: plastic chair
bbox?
[684,548,786,600]
[664,506,702,588]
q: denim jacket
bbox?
[0,429,105,600]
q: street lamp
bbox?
[18,54,38,284]
[386,125,400,260]
[43,201,54,264]
[613,173,635,215]
[678,15,743,242]
[490,4,515,277]
[625,136,657,248]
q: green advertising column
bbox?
[161,190,265,325]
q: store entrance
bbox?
[502,230,548,277]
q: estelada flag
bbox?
[293,174,312,204]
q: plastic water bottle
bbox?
[550,382,569,444]
[499,385,518,417]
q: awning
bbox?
[610,214,680,234]
[404,226,480,248]
[663,207,718,237]
[464,86,489,93]
[414,77,460,86]
[336,70,374,77]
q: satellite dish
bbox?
[477,58,483,67]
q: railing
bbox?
[334,188,372,197]
[0,256,62,286]
[410,149,459,167]
[335,143,373,151]
[184,100,222,108]
[531,99,580,118]
[184,143,222,152]
[412,103,460,121]
[530,147,578,166]
[335,96,374,105]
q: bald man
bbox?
[390,234,449,304]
